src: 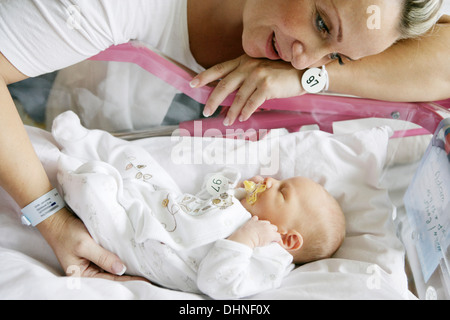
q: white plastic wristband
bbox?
[21,189,65,227]
[301,65,329,94]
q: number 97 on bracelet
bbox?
[301,67,327,94]
[206,174,229,197]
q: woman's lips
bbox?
[266,32,281,60]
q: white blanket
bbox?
[0,112,414,300]
[54,112,294,299]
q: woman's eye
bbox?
[329,52,345,65]
[315,12,347,66]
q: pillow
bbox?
[333,118,432,166]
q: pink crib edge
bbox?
[90,43,450,137]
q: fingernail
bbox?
[190,78,200,88]
[223,118,230,126]
[112,262,127,276]
[239,115,245,122]
[203,109,211,117]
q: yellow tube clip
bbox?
[244,180,267,205]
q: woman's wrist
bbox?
[324,59,359,96]
[36,207,74,244]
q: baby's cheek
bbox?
[240,197,253,213]
[241,197,265,218]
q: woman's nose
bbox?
[291,41,326,70]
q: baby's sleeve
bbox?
[197,239,294,300]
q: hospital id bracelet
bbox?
[21,189,66,227]
[301,66,329,94]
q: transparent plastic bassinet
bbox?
[38,42,449,299]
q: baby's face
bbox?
[241,176,319,234]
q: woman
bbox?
[191,0,449,126]
[0,0,447,281]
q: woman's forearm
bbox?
[0,77,54,207]
[0,75,71,240]
[327,16,450,102]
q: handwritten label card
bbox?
[404,119,450,282]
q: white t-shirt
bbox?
[0,0,203,77]
[0,0,206,131]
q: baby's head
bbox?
[241,176,345,264]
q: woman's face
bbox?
[242,0,403,69]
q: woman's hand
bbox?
[38,207,146,282]
[190,55,305,126]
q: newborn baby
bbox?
[55,112,345,299]
[234,175,345,265]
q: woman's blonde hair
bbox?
[399,0,443,39]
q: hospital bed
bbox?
[0,42,449,300]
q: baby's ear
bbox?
[281,230,303,251]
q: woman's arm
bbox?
[193,17,449,124]
[0,54,49,210]
[0,54,139,281]
[191,56,305,126]
[327,16,450,102]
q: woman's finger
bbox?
[91,271,150,283]
[238,88,269,122]
[224,79,258,126]
[190,58,240,89]
[81,240,127,276]
[203,72,245,118]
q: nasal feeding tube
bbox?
[244,180,267,205]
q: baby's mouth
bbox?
[244,180,267,205]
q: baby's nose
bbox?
[264,177,277,189]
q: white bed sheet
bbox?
[0,113,416,300]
